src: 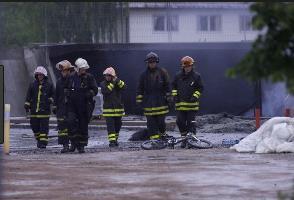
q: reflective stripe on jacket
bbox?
[25,78,55,116]
[172,69,204,111]
[100,78,126,117]
[136,67,171,116]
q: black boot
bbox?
[180,140,187,148]
[109,141,116,147]
[39,143,47,149]
[115,140,119,147]
[61,144,70,153]
[77,145,85,153]
[69,144,76,152]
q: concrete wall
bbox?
[0,47,30,117]
[129,8,259,43]
[0,46,55,117]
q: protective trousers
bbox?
[67,93,89,148]
[57,117,69,145]
[30,117,49,146]
[105,117,122,142]
[176,111,196,136]
[146,115,166,139]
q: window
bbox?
[153,15,165,31]
[153,15,179,31]
[199,16,208,31]
[240,15,253,31]
[167,15,179,31]
[198,15,221,31]
[210,15,221,31]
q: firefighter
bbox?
[136,52,172,140]
[64,58,98,153]
[52,60,75,153]
[100,67,126,147]
[172,56,204,148]
[24,66,55,149]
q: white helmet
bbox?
[75,58,89,69]
[34,66,48,77]
[103,67,116,77]
[56,60,74,70]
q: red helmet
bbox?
[181,56,195,67]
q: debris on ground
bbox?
[194,113,260,133]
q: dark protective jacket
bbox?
[25,78,55,117]
[172,69,204,111]
[54,76,68,119]
[136,67,171,116]
[64,72,98,121]
[100,78,126,117]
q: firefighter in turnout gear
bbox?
[136,52,172,140]
[64,58,98,153]
[100,67,126,147]
[24,66,55,149]
[53,60,75,153]
[172,56,204,148]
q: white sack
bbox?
[230,117,294,153]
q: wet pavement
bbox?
[1,128,294,199]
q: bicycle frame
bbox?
[166,133,198,148]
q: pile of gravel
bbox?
[194,113,259,133]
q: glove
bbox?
[168,101,174,110]
[166,95,174,104]
[64,88,70,97]
[24,104,30,112]
[173,96,179,103]
[49,98,54,105]
[52,106,57,115]
[86,90,94,99]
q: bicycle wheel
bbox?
[187,138,213,149]
[141,139,167,150]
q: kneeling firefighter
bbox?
[53,60,75,153]
[136,52,173,140]
[24,66,55,149]
[172,56,204,148]
[64,58,98,153]
[100,67,126,147]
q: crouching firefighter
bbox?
[172,56,204,148]
[136,52,173,140]
[100,67,126,147]
[53,60,75,153]
[64,58,98,153]
[24,66,55,149]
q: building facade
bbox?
[129,2,259,43]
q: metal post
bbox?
[254,80,262,129]
[4,104,10,155]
